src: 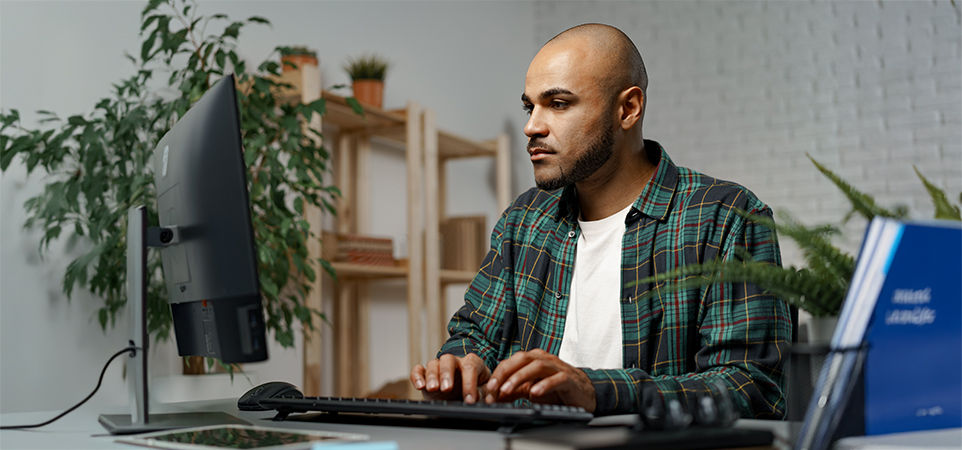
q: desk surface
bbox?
[1,399,509,449]
[1,399,792,449]
[6,399,960,449]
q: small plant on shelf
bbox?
[343,53,389,109]
[279,45,318,72]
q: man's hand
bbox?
[483,349,597,413]
[410,353,491,404]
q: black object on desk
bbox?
[242,381,592,430]
[260,396,594,426]
[238,381,303,411]
[508,424,775,450]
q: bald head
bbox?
[545,23,648,95]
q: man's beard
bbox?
[534,120,615,191]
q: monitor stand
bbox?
[97,206,250,435]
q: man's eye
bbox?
[522,105,533,115]
[550,100,568,109]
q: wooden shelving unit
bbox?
[278,68,508,397]
[330,262,408,279]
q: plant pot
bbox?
[805,315,839,387]
[787,315,839,422]
[281,54,318,72]
[182,356,229,375]
[352,79,384,109]
[807,315,838,345]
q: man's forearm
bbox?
[582,365,786,419]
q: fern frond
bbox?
[631,259,845,317]
[914,166,962,221]
[735,209,856,288]
[808,154,906,221]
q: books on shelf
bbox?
[797,218,962,449]
[322,231,395,267]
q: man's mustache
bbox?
[527,139,555,153]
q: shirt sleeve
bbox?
[584,206,792,419]
[437,209,513,371]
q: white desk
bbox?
[24,398,959,449]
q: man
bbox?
[410,23,792,419]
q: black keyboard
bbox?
[259,396,594,425]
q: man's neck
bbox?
[575,142,656,221]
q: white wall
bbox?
[2,0,960,414]
[532,0,962,264]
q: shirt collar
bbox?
[555,139,678,223]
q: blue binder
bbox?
[863,220,962,435]
[796,218,962,450]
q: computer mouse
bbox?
[237,381,304,411]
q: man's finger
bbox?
[500,358,553,396]
[424,359,440,392]
[438,354,458,393]
[495,380,535,403]
[529,371,568,399]
[460,359,480,403]
[410,364,426,390]
[486,351,533,395]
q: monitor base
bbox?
[98,411,250,435]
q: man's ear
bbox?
[618,86,645,130]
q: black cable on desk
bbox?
[0,345,138,430]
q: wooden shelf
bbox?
[331,261,407,280]
[278,66,508,397]
[271,70,494,158]
[270,70,406,136]
[321,90,407,135]
[439,132,497,160]
[440,270,476,284]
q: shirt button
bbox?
[567,231,576,238]
[624,296,633,303]
[555,292,562,299]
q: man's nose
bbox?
[523,108,548,138]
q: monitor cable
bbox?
[0,345,139,430]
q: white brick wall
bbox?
[533,0,962,266]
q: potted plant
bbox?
[344,53,389,109]
[0,0,342,372]
[280,46,318,73]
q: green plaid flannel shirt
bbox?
[439,140,792,419]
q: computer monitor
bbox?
[99,74,268,434]
[153,74,267,364]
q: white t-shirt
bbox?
[557,204,632,369]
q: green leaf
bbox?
[142,0,165,17]
[308,98,326,116]
[223,21,242,39]
[914,166,962,221]
[808,155,905,221]
[215,49,226,69]
[1,144,16,170]
[247,16,270,25]
[345,97,365,116]
[319,258,337,280]
[141,29,158,61]
[141,14,162,32]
